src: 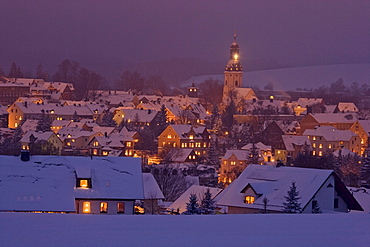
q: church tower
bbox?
[223,34,243,103]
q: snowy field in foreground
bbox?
[1,213,369,247]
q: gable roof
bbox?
[222,150,249,160]
[302,126,357,141]
[309,113,357,124]
[0,156,144,202]
[215,164,362,212]
[281,135,311,151]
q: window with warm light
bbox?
[245,196,255,204]
[117,202,125,213]
[319,144,323,149]
[312,143,316,148]
[189,135,194,139]
[328,144,332,149]
[100,202,108,213]
[313,136,316,140]
[83,201,90,213]
[231,161,236,166]
[126,142,132,147]
[78,179,91,189]
[93,141,99,147]
[319,151,323,156]
[102,151,108,156]
[167,134,172,139]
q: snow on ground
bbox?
[0,213,369,247]
[190,63,370,91]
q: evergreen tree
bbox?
[248,138,260,164]
[210,104,222,133]
[360,150,370,187]
[200,188,216,215]
[30,140,59,155]
[283,181,302,213]
[183,193,200,215]
[312,201,322,214]
[207,136,220,167]
[36,112,52,132]
[99,110,116,127]
[72,111,80,122]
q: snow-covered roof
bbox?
[167,148,194,162]
[222,150,249,160]
[0,157,76,212]
[332,147,358,157]
[302,126,357,141]
[9,102,99,116]
[21,119,39,133]
[170,125,206,139]
[337,102,358,113]
[0,156,144,209]
[310,113,357,124]
[168,185,222,213]
[241,142,271,151]
[20,131,56,143]
[215,164,334,212]
[142,173,165,200]
[297,98,323,106]
[281,135,311,151]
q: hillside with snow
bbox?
[1,213,369,246]
[190,63,370,91]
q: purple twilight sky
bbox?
[0,0,369,76]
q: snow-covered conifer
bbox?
[183,193,200,215]
[200,188,216,215]
[283,181,302,213]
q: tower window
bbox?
[235,81,238,86]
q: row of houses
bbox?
[0,155,364,214]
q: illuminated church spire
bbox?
[223,33,243,103]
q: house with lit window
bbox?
[6,101,106,129]
[349,120,370,155]
[57,127,103,155]
[220,150,251,185]
[157,125,210,157]
[20,131,63,155]
[88,127,138,157]
[0,155,144,215]
[214,164,363,214]
[241,142,274,163]
[275,135,311,164]
[298,113,357,135]
[302,126,361,156]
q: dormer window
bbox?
[189,135,194,139]
[245,196,255,204]
[77,178,91,189]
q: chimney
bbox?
[20,150,30,162]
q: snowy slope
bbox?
[190,63,370,91]
[0,213,369,247]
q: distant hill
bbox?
[189,63,370,91]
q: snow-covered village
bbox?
[1,1,370,246]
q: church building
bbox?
[222,35,257,104]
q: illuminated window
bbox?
[181,143,185,148]
[245,196,255,204]
[196,143,201,147]
[312,136,316,140]
[14,123,18,128]
[328,144,332,149]
[78,179,91,188]
[189,135,194,139]
[173,143,176,147]
[203,143,207,147]
[83,202,90,213]
[67,142,71,146]
[167,134,172,139]
[100,202,108,213]
[313,151,316,155]
[319,144,323,149]
[102,151,108,156]
[230,161,236,166]
[19,116,22,120]
[319,151,323,156]
[117,203,125,213]
[72,139,75,142]
[93,141,99,147]
[126,142,132,147]
[312,143,316,148]
[93,149,98,155]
